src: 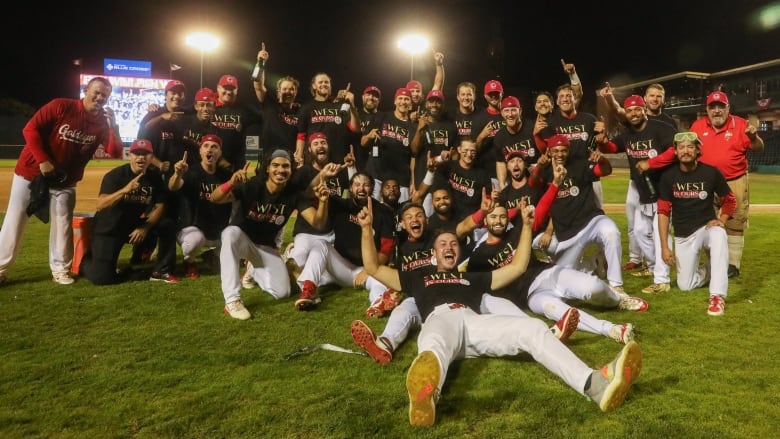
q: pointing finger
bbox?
[243,161,252,172]
[261,42,266,51]
[560,58,566,67]
[345,82,351,91]
[182,151,188,162]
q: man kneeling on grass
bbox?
[357,196,642,427]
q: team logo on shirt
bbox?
[334,116,342,124]
[424,272,471,286]
[58,124,98,146]
[671,181,708,200]
[247,202,289,224]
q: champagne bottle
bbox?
[643,172,657,200]
[251,58,264,82]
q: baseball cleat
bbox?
[406,351,441,427]
[552,307,579,342]
[350,320,393,364]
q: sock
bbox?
[727,235,744,269]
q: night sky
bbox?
[3,0,779,111]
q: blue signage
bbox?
[103,58,152,78]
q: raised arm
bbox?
[358,198,402,291]
[252,43,269,103]
[490,202,533,290]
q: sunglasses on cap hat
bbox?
[673,132,700,143]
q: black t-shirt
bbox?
[297,100,354,163]
[289,164,349,236]
[493,121,540,165]
[260,98,300,154]
[231,177,310,247]
[329,196,395,266]
[213,101,262,170]
[500,182,544,210]
[399,269,492,321]
[471,108,505,179]
[175,165,233,239]
[539,158,603,242]
[544,111,599,162]
[453,108,477,142]
[441,161,492,222]
[658,163,731,238]
[371,111,415,186]
[396,232,436,273]
[357,108,382,173]
[413,119,458,187]
[468,226,551,307]
[92,164,167,236]
[613,119,676,203]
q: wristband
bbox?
[219,181,234,194]
[471,210,485,225]
[422,170,435,186]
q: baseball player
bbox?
[167,134,233,279]
[529,134,629,296]
[610,95,677,294]
[272,132,354,296]
[357,197,642,426]
[350,198,581,365]
[657,132,735,316]
[292,172,394,312]
[210,149,329,320]
[0,77,123,285]
[80,139,178,285]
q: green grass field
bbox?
[1,167,780,437]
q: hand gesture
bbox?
[258,42,269,63]
[173,151,188,176]
[434,51,444,66]
[520,197,535,226]
[343,145,355,168]
[479,187,495,217]
[315,175,330,202]
[594,120,605,134]
[356,197,374,228]
[533,115,548,135]
[599,81,614,99]
[745,123,759,140]
[124,172,144,194]
[552,163,567,186]
[231,162,252,187]
[588,150,603,163]
[367,128,380,141]
[104,107,116,127]
[561,59,576,75]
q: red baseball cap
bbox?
[218,74,238,88]
[363,85,381,98]
[395,88,411,98]
[129,139,153,154]
[504,149,525,161]
[165,80,186,93]
[307,132,328,144]
[406,80,423,91]
[484,80,504,94]
[426,89,444,101]
[200,134,222,147]
[623,95,646,109]
[706,91,729,105]
[546,134,569,148]
[194,88,217,103]
[501,96,521,109]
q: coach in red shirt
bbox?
[690,91,764,278]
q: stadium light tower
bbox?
[186,32,220,88]
[397,34,429,81]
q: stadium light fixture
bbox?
[397,34,429,81]
[186,32,220,88]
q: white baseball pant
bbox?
[673,224,728,297]
[220,225,290,304]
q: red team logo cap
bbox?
[501,96,521,109]
[363,85,382,98]
[504,149,525,161]
[484,80,504,94]
[165,80,186,93]
[706,91,729,105]
[308,132,328,144]
[200,134,222,147]
[194,88,217,102]
[218,75,238,88]
[426,89,445,101]
[406,80,423,91]
[623,95,646,108]
[546,134,569,148]
[395,88,412,98]
[130,139,153,154]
